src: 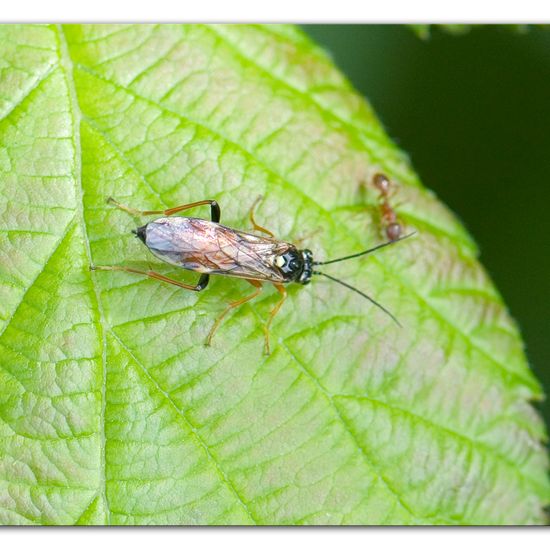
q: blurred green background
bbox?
[304,25,550,427]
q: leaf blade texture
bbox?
[0,24,548,525]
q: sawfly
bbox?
[91,197,414,354]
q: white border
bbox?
[1,0,550,22]
[1,1,549,543]
[3,529,550,550]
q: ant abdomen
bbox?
[386,222,402,241]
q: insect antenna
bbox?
[312,232,416,266]
[312,270,402,327]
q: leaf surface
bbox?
[0,24,548,525]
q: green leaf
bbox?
[0,24,548,525]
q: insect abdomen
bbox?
[142,217,219,272]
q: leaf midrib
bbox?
[57,24,111,526]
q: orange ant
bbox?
[372,172,403,241]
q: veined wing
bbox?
[144,217,291,282]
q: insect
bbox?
[372,172,403,241]
[91,197,414,354]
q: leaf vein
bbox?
[279,341,417,519]
[109,330,258,524]
[0,217,75,342]
[0,60,57,123]
[72,62,536,393]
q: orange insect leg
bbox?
[90,265,209,291]
[107,198,220,222]
[249,195,275,238]
[205,279,263,347]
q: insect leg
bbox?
[249,195,275,238]
[108,198,221,222]
[205,280,263,347]
[91,265,210,291]
[262,283,288,355]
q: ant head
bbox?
[373,172,391,194]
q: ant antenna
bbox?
[313,232,416,266]
[312,270,402,327]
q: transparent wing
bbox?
[145,217,290,282]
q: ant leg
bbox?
[262,284,287,355]
[249,195,275,238]
[107,198,221,223]
[205,279,263,347]
[91,265,210,291]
